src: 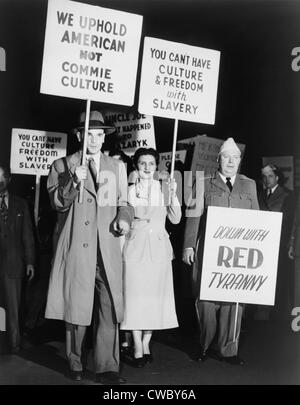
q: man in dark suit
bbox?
[182,138,259,366]
[288,194,300,308]
[0,166,35,353]
[46,111,134,384]
[258,164,290,213]
[257,164,293,319]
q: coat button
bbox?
[87,198,92,203]
[83,243,88,248]
[85,221,89,225]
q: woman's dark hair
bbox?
[132,148,159,168]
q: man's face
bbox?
[262,166,278,189]
[0,168,10,193]
[219,151,241,177]
[78,129,106,155]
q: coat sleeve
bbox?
[115,160,134,225]
[47,158,79,212]
[22,200,35,266]
[167,196,182,224]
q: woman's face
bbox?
[137,154,156,180]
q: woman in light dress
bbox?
[120,148,181,367]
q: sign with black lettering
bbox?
[200,206,282,305]
[10,128,67,176]
[105,111,155,156]
[40,0,143,106]
[158,150,187,172]
[139,37,220,124]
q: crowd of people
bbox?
[0,110,298,384]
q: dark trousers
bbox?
[66,265,119,373]
[1,275,22,349]
[196,298,243,357]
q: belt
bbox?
[134,217,151,223]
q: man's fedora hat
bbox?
[77,110,115,135]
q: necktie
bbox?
[226,177,233,192]
[267,190,272,199]
[88,157,98,190]
[0,193,8,223]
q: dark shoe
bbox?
[95,372,126,385]
[222,356,245,366]
[70,370,82,381]
[131,356,146,368]
[120,345,132,360]
[143,353,153,364]
[194,348,208,362]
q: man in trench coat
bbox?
[182,138,259,366]
[45,111,134,384]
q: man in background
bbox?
[0,165,35,354]
[257,163,293,319]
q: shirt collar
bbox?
[87,152,101,166]
[218,172,237,185]
[270,184,278,194]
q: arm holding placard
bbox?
[166,178,182,225]
[47,155,81,213]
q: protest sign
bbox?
[40,0,143,106]
[105,111,156,156]
[200,206,282,306]
[10,128,67,176]
[263,156,294,190]
[158,150,187,172]
[139,37,220,124]
[10,128,67,224]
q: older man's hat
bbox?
[76,110,115,135]
[219,137,241,155]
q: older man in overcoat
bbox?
[45,111,134,384]
[183,138,259,366]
